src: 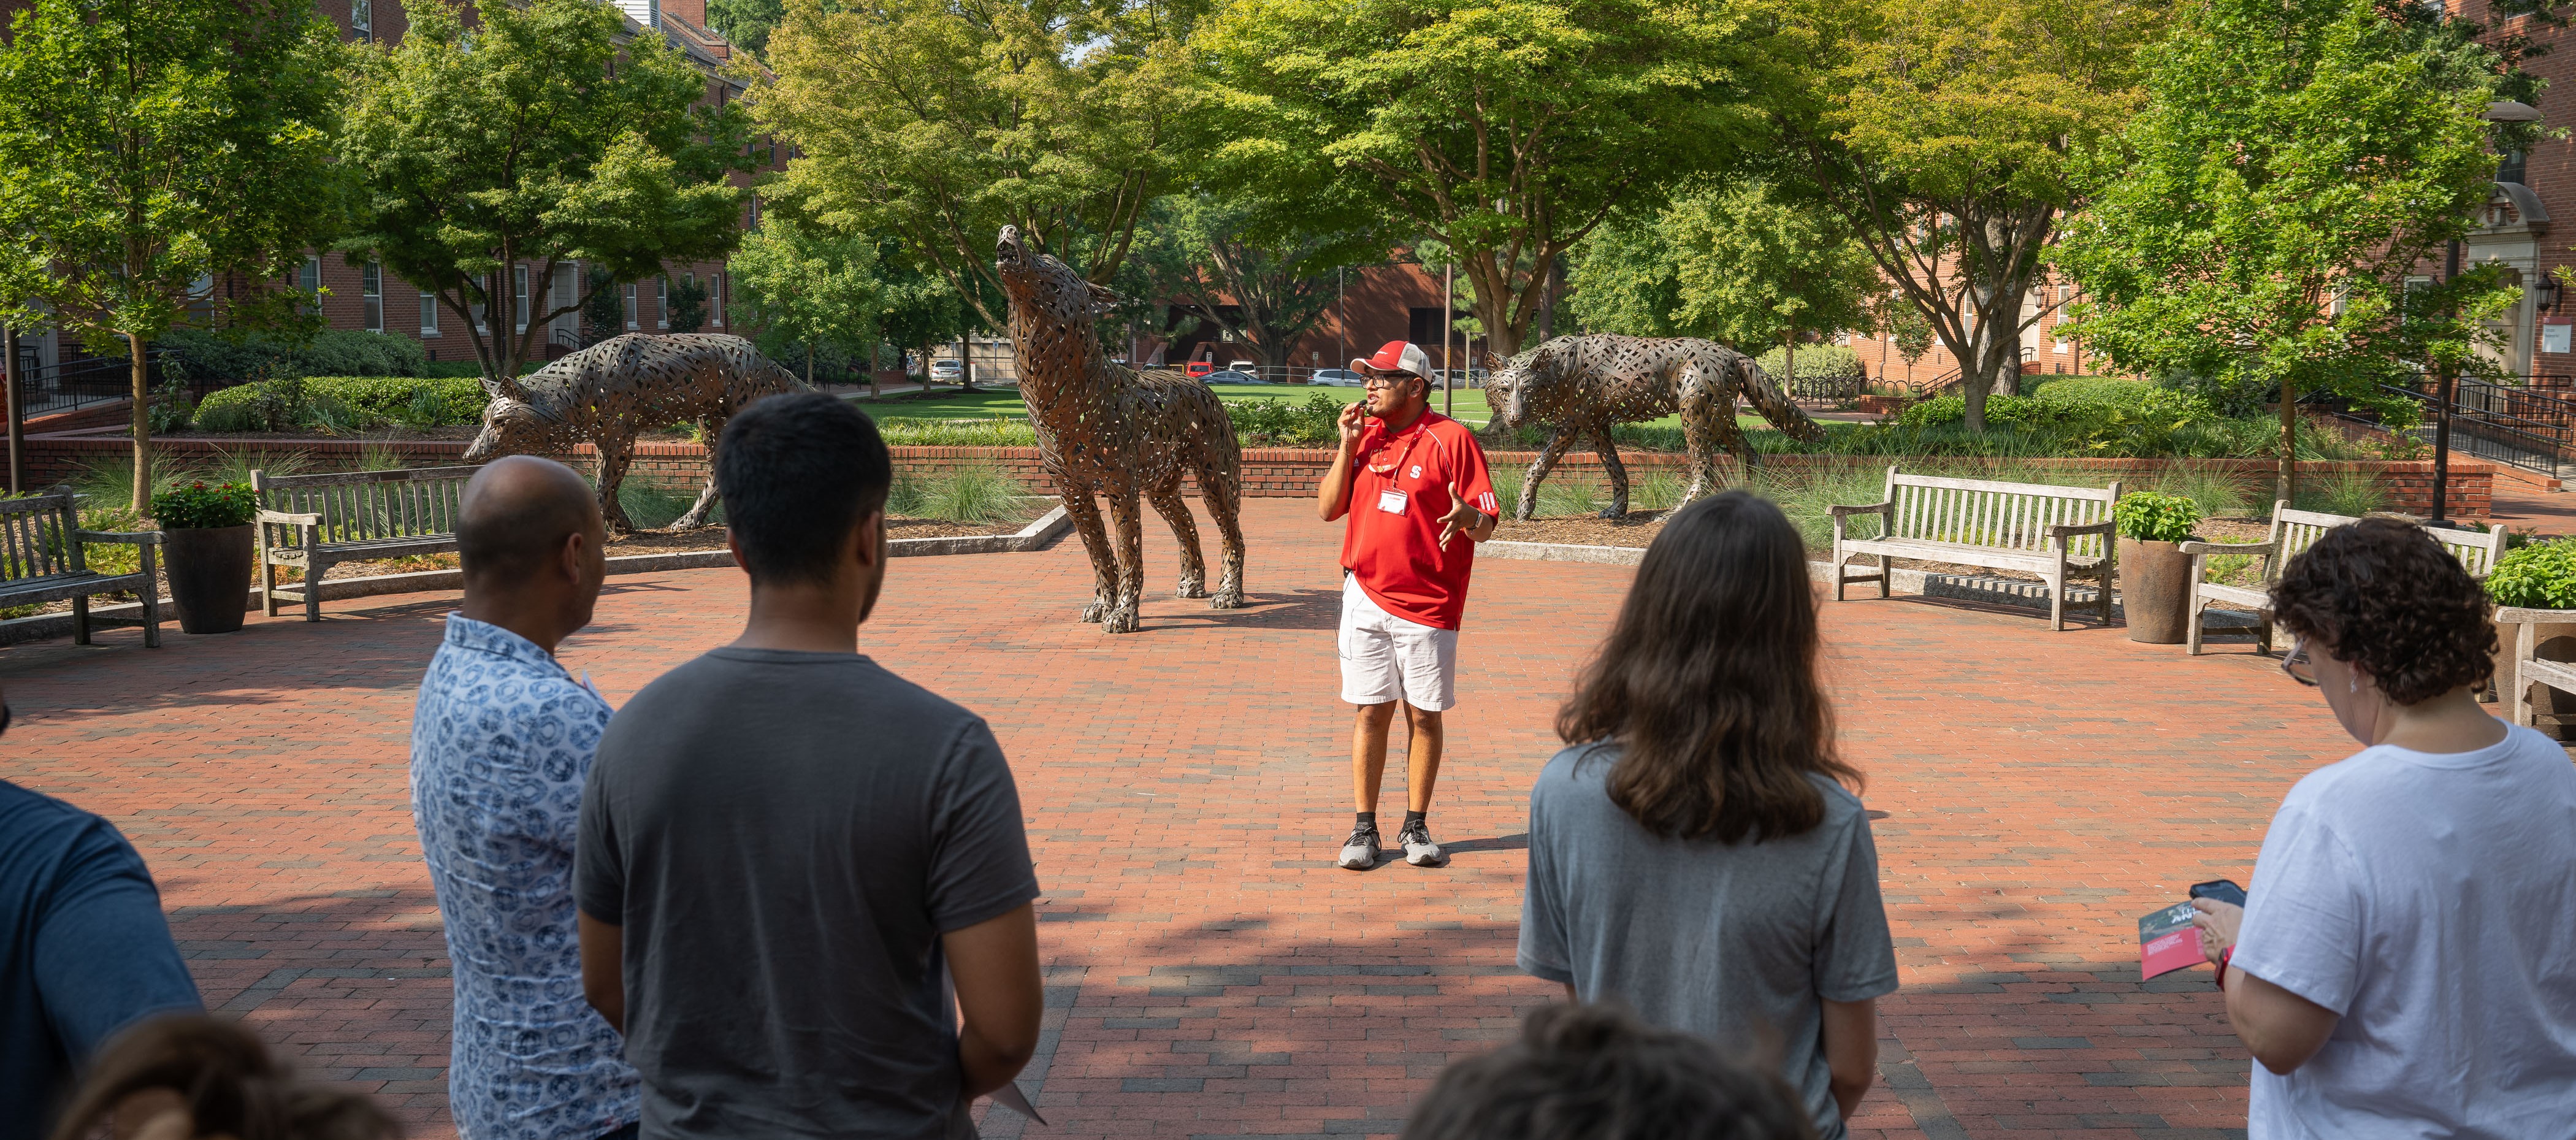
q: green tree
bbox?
[1131,193,1377,372]
[755,0,1207,329]
[730,212,885,384]
[1566,181,1878,380]
[337,0,751,386]
[1201,0,1775,356]
[582,266,627,345]
[668,277,710,334]
[2054,0,2511,505]
[0,0,345,509]
[708,0,785,53]
[1768,0,2169,430]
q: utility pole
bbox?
[1336,267,1346,377]
[2431,237,2463,525]
[2,320,19,494]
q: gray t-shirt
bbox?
[575,648,1039,1139]
[1517,744,1898,1139]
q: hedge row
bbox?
[195,375,489,432]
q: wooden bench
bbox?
[1829,467,2120,630]
[254,465,478,621]
[2494,608,2576,728]
[0,486,162,647]
[2180,503,2509,654]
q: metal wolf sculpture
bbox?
[1483,334,1825,519]
[464,332,805,535]
[995,225,1246,633]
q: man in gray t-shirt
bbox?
[575,394,1042,1139]
[1518,745,1898,1139]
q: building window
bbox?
[711,272,724,326]
[362,261,383,332]
[2499,150,2529,187]
[296,256,321,312]
[351,0,372,40]
[656,277,668,329]
[624,283,638,329]
[514,265,529,332]
[421,288,439,336]
[473,274,489,332]
[746,194,761,231]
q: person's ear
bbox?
[850,507,885,569]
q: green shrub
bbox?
[875,418,1040,448]
[2487,538,2576,608]
[1754,344,1866,383]
[924,465,1025,523]
[150,481,258,529]
[158,329,427,383]
[194,375,487,433]
[1226,392,1342,445]
[2114,491,2201,543]
[616,477,711,530]
[2291,469,2386,517]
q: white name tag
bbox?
[1377,487,1408,515]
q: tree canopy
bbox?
[2053,0,2510,503]
[1201,0,1778,356]
[1765,0,2168,429]
[0,0,346,508]
[336,0,751,384]
[1129,193,1377,371]
[755,0,1210,331]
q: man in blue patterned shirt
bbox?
[411,456,638,1140]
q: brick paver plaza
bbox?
[0,498,2339,1139]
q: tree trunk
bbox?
[1783,334,1796,390]
[958,335,974,391]
[2277,376,2298,509]
[128,331,150,511]
[806,343,815,386]
[2,322,20,495]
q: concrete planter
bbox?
[2117,537,2193,644]
[161,525,253,635]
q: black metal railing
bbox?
[9,351,173,421]
[2357,373,2576,478]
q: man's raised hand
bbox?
[1337,400,1369,448]
[1436,483,1486,549]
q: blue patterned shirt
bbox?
[411,614,640,1140]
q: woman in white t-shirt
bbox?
[2192,518,2576,1138]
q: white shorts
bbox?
[1338,575,1459,712]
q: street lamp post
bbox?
[2433,100,2545,524]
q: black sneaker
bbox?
[1399,821,1446,867]
[1337,824,1382,870]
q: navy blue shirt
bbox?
[0,781,202,1140]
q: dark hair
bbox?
[1556,491,1857,843]
[1402,1003,1813,1140]
[715,392,893,586]
[49,1015,399,1140]
[456,456,595,584]
[2269,516,2495,705]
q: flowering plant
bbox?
[149,481,258,530]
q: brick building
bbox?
[0,0,776,378]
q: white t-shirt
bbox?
[2234,724,2576,1139]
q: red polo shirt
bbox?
[1339,410,1498,630]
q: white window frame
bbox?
[711,272,724,326]
[624,283,638,329]
[351,0,372,40]
[361,261,383,332]
[420,288,440,336]
[473,273,489,334]
[514,265,530,332]
[656,277,669,329]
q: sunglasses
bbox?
[1362,374,1416,390]
[2281,639,2318,687]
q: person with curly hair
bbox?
[1402,1003,1813,1140]
[2190,517,2576,1137]
[45,1014,396,1140]
[1517,492,1895,1139]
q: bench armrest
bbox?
[1827,501,1893,517]
[2046,520,2114,538]
[258,510,323,526]
[75,529,161,545]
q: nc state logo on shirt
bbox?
[1408,465,1423,480]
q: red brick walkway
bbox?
[0,498,2337,1139]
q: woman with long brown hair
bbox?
[1517,491,1895,1140]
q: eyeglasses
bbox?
[2281,639,2319,687]
[1363,373,1414,389]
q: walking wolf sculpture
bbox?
[1483,334,1825,519]
[464,332,805,535]
[996,225,1246,633]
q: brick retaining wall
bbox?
[22,434,2494,520]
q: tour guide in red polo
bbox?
[1317,340,1500,870]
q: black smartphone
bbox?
[2189,879,2247,907]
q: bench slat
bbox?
[1891,471,2120,499]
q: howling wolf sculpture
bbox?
[464,332,805,535]
[1482,334,1826,519]
[996,225,1246,633]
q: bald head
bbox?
[459,456,602,589]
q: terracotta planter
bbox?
[162,525,253,635]
[2117,536,2193,644]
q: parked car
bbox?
[1434,368,1489,389]
[930,359,965,383]
[1204,369,1267,385]
[1309,368,1366,387]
